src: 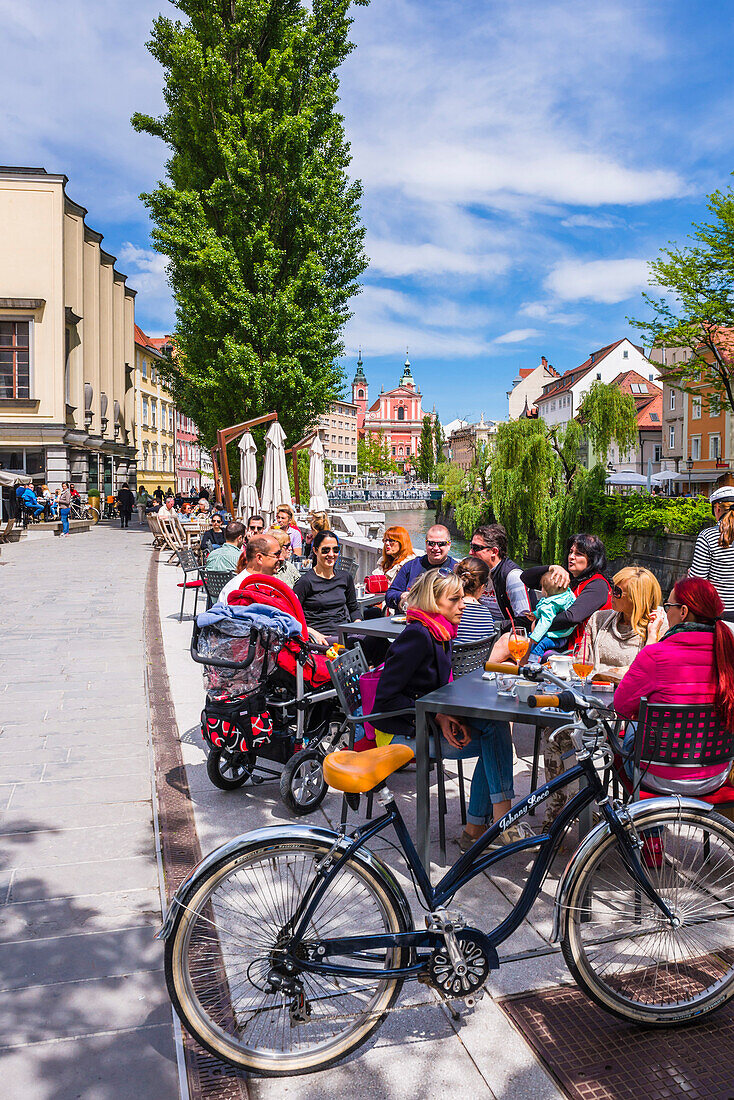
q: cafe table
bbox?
[336,617,408,645]
[414,669,576,870]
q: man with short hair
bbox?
[247,514,265,539]
[385,524,457,611]
[200,513,226,561]
[469,523,532,631]
[205,521,246,572]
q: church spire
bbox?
[399,348,415,389]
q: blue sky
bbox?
[3,0,734,423]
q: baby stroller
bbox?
[191,574,344,814]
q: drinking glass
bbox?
[507,627,529,665]
[572,639,594,690]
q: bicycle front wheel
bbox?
[165,837,409,1075]
[562,807,734,1025]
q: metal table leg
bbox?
[415,703,431,872]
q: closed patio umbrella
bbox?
[308,434,330,512]
[260,421,291,527]
[237,431,260,519]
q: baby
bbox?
[527,573,576,659]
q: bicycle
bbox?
[69,499,100,523]
[159,662,734,1076]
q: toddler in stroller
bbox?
[192,574,344,813]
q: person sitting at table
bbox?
[385,525,457,611]
[205,521,246,572]
[246,514,265,540]
[454,556,497,643]
[268,526,300,587]
[18,482,44,519]
[293,529,359,643]
[193,497,210,516]
[275,503,303,557]
[492,570,576,663]
[468,524,532,633]
[216,533,282,604]
[614,577,734,797]
[372,569,532,850]
[374,526,417,585]
[200,513,226,561]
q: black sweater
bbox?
[373,622,453,738]
[520,566,611,632]
[293,570,359,634]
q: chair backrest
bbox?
[0,516,14,543]
[328,645,369,719]
[339,556,358,579]
[637,698,734,768]
[158,512,183,550]
[452,635,496,677]
[203,569,236,603]
[177,547,199,575]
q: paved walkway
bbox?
[158,558,568,1100]
[0,526,181,1099]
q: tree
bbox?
[490,383,638,560]
[630,183,734,414]
[417,415,435,482]
[433,418,444,464]
[357,431,395,477]
[132,0,369,451]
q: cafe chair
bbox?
[327,647,463,861]
[451,636,496,677]
[175,547,204,621]
[337,556,358,579]
[202,569,236,610]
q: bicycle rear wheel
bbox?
[562,808,734,1025]
[165,837,409,1075]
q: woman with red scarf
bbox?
[373,570,530,850]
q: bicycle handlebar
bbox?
[527,694,559,709]
[484,661,520,674]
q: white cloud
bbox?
[543,258,651,304]
[494,329,543,344]
[561,213,627,229]
[366,238,509,278]
[118,243,175,329]
[345,285,490,358]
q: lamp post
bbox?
[686,456,693,496]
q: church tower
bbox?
[352,349,368,430]
[399,350,416,390]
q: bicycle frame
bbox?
[288,725,677,982]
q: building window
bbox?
[692,396,702,419]
[654,444,662,462]
[710,435,721,460]
[669,390,675,411]
[406,446,411,456]
[150,365,157,384]
[0,320,31,399]
[397,407,405,421]
[168,407,174,432]
[622,349,629,359]
[141,355,147,380]
[691,436,701,461]
[152,444,158,470]
[143,442,149,467]
[151,400,157,428]
[392,447,396,456]
[142,397,148,426]
[669,425,675,449]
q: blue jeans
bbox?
[60,507,70,535]
[389,719,514,826]
[529,635,571,659]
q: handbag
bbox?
[358,663,384,744]
[365,574,388,595]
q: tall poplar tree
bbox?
[417,415,435,481]
[132,0,369,449]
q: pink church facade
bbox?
[352,353,435,473]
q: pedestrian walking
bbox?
[135,484,150,525]
[57,482,72,536]
[117,483,135,529]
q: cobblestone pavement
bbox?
[158,557,568,1100]
[0,526,181,1100]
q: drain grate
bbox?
[499,985,734,1100]
[145,553,250,1100]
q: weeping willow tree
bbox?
[491,382,638,561]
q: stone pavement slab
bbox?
[0,527,181,1098]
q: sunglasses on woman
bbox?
[611,584,623,599]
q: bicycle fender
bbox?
[550,796,714,943]
[157,823,412,941]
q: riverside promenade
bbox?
[0,527,181,1099]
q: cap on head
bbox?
[710,486,734,506]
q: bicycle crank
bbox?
[426,927,497,1004]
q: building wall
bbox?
[536,341,659,431]
[316,399,358,478]
[175,411,202,494]
[507,358,557,419]
[135,342,176,495]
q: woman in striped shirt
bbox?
[455,556,498,643]
[689,485,734,620]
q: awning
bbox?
[670,469,729,484]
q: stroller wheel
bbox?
[280,748,327,815]
[206,748,254,790]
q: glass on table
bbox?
[572,639,594,690]
[495,672,516,696]
[507,627,529,664]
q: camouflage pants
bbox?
[540,726,578,829]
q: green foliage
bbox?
[132,0,369,450]
[433,419,444,464]
[590,493,712,543]
[288,448,336,500]
[357,431,396,476]
[577,382,638,463]
[630,182,734,414]
[436,451,492,538]
[417,415,435,482]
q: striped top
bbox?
[689,523,734,612]
[456,599,498,644]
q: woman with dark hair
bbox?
[293,529,359,643]
[455,556,496,643]
[520,533,612,651]
[615,577,734,796]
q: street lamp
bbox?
[686,455,693,496]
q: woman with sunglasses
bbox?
[293,529,360,644]
[374,526,416,585]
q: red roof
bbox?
[134,324,173,356]
[611,370,662,427]
[518,368,533,379]
[637,392,662,429]
[538,340,642,401]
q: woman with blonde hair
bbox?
[582,565,664,684]
[275,502,302,557]
[304,510,329,560]
[373,526,417,584]
[373,570,527,850]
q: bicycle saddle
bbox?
[323,745,415,793]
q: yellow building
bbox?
[0,166,137,515]
[134,326,176,497]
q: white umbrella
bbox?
[605,471,648,486]
[308,434,329,512]
[260,421,291,526]
[237,431,260,519]
[651,470,679,483]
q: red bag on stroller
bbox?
[226,574,332,688]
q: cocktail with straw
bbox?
[572,635,594,691]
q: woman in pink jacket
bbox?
[614,577,734,796]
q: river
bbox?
[382,508,469,558]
